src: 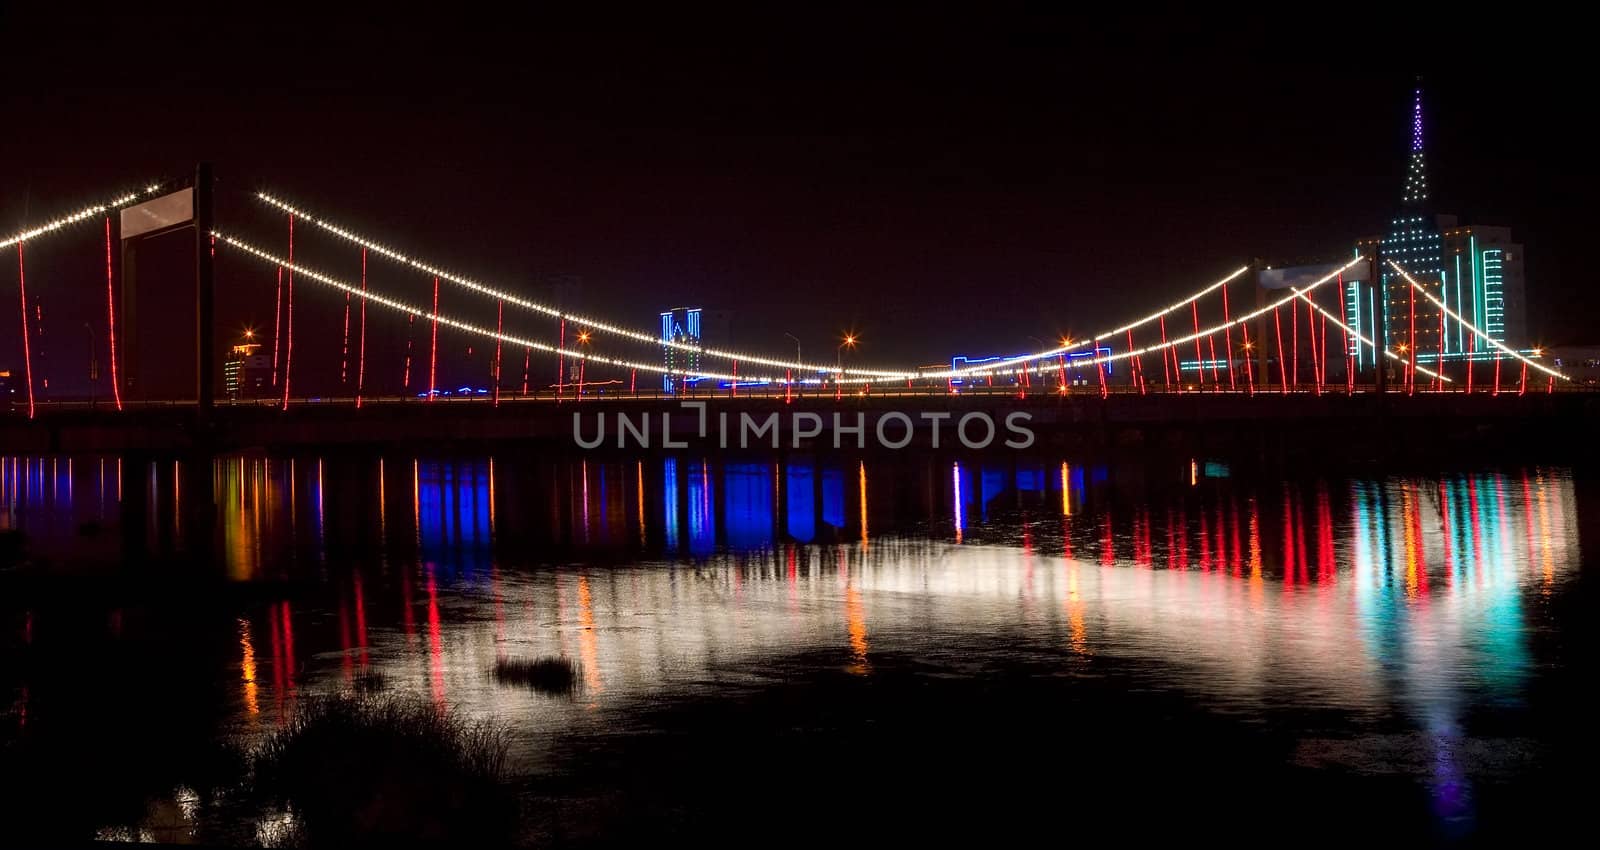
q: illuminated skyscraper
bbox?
[659,307,702,391]
[223,341,270,399]
[1376,84,1445,366]
[1346,82,1530,372]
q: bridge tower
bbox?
[116,163,215,413]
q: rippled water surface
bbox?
[2,453,1594,844]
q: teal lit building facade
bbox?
[660,307,702,391]
[1345,84,1528,371]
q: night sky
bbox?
[2,6,1589,396]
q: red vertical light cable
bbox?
[1492,349,1501,396]
[1290,296,1298,391]
[1407,285,1416,396]
[1440,305,1452,392]
[1207,333,1220,389]
[1058,353,1067,391]
[1273,307,1287,395]
[1336,274,1350,392]
[732,359,738,398]
[521,347,531,396]
[1221,283,1236,390]
[1518,361,1527,396]
[1307,299,1321,395]
[355,248,368,409]
[1466,333,1474,394]
[1126,330,1145,395]
[271,266,283,386]
[281,214,295,411]
[104,217,123,411]
[1241,320,1256,396]
[631,368,638,396]
[556,319,566,401]
[427,276,439,402]
[1094,339,1107,399]
[1321,306,1330,394]
[403,315,415,390]
[1191,302,1205,389]
[16,244,35,419]
[1159,315,1172,390]
[493,300,503,407]
[340,290,351,384]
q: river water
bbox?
[2,452,1594,845]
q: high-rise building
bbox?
[659,307,703,392]
[224,341,271,399]
[1346,83,1530,372]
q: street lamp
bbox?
[837,333,857,375]
[783,332,801,366]
[576,330,591,396]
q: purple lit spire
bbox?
[1403,81,1429,205]
[1411,87,1424,152]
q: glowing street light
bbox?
[837,333,858,378]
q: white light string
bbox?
[255,192,917,379]
[1388,260,1568,381]
[941,265,1253,378]
[1291,285,1450,382]
[1,184,163,249]
[911,258,1362,381]
[216,232,758,383]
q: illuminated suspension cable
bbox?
[1407,284,1416,396]
[1307,299,1321,395]
[1191,302,1205,389]
[104,217,123,411]
[1291,295,1299,390]
[16,244,36,418]
[428,276,439,401]
[255,193,913,379]
[949,266,1252,379]
[1389,260,1568,382]
[1274,307,1287,394]
[215,233,751,381]
[282,215,296,411]
[1159,315,1172,390]
[1290,284,1449,383]
[271,266,283,386]
[356,248,368,409]
[0,186,156,250]
[897,258,1362,387]
[1440,302,1452,392]
[493,299,503,407]
[341,290,351,383]
[1241,319,1256,396]
[1221,282,1236,390]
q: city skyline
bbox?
[1,8,1587,396]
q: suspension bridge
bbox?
[3,166,1588,454]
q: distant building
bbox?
[659,307,703,392]
[1346,84,1531,371]
[1549,346,1600,386]
[224,342,271,399]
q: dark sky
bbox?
[2,5,1589,395]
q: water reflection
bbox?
[0,451,1590,839]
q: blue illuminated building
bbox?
[659,307,702,392]
[947,347,1111,386]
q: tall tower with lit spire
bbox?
[1376,79,1444,366]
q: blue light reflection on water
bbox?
[0,453,1586,839]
